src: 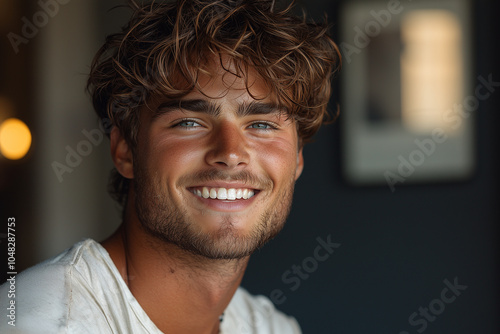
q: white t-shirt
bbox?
[0,239,301,334]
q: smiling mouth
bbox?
[189,187,257,201]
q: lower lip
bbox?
[188,190,258,212]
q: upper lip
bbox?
[187,181,259,190]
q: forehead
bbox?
[192,55,275,103]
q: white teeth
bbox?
[195,187,255,200]
[217,188,227,200]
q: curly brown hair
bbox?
[87,0,341,207]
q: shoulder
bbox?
[222,287,302,334]
[0,239,111,333]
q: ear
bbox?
[294,148,304,181]
[110,126,134,179]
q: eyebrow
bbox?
[238,101,285,117]
[154,99,285,119]
[155,100,221,118]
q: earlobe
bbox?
[294,149,304,181]
[110,127,134,179]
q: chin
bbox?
[141,213,283,260]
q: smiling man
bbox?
[123,66,301,262]
[0,0,340,333]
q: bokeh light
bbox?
[0,118,32,160]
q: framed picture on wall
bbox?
[339,0,474,191]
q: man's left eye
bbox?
[248,122,274,130]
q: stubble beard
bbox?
[134,166,296,260]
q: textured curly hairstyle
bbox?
[87,0,341,207]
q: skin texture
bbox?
[102,61,304,334]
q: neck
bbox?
[102,216,249,334]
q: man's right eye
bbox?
[173,119,201,128]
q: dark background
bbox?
[1,0,499,333]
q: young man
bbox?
[1,0,340,332]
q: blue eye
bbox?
[249,122,274,130]
[175,120,201,128]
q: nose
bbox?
[205,121,250,169]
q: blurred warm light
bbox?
[0,118,32,160]
[401,10,463,134]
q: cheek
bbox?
[253,139,298,179]
[139,132,205,179]
[157,141,201,166]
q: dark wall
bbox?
[241,0,500,333]
[0,2,37,284]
